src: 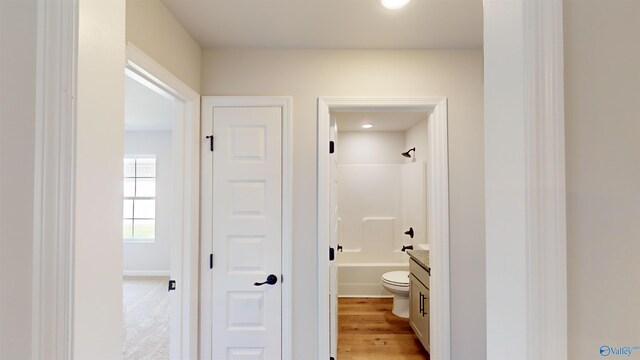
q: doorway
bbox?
[122,43,201,360]
[332,110,431,358]
[318,97,451,360]
[122,69,177,359]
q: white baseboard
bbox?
[338,283,392,297]
[123,270,170,277]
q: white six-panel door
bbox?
[211,106,283,359]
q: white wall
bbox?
[74,0,125,358]
[202,48,485,359]
[404,120,428,247]
[126,0,202,92]
[0,0,37,357]
[404,119,428,163]
[123,131,173,275]
[337,164,404,258]
[564,1,640,358]
[337,131,405,165]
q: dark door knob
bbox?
[254,274,278,286]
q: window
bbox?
[123,157,156,241]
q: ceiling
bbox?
[161,0,483,49]
[334,111,427,132]
[125,75,175,132]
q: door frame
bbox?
[124,43,201,359]
[317,96,451,359]
[199,96,293,360]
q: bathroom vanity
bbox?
[407,250,430,353]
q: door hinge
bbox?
[168,280,176,292]
[329,141,335,154]
[206,135,214,152]
[329,247,335,261]
[209,253,214,269]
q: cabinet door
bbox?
[409,274,429,349]
[423,287,430,352]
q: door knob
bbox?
[254,274,278,286]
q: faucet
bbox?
[404,227,414,238]
[401,245,414,252]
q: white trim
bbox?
[123,271,171,277]
[125,42,201,360]
[317,96,451,360]
[32,0,78,358]
[199,96,294,360]
[123,239,156,244]
[484,0,567,358]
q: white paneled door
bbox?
[211,106,283,359]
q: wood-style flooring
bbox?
[338,298,430,360]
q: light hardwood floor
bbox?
[338,298,430,360]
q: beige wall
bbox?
[0,0,37,358]
[126,0,202,92]
[564,1,640,358]
[202,49,486,359]
[74,0,126,358]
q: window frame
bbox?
[123,155,157,243]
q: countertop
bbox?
[406,249,430,273]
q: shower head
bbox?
[402,147,416,158]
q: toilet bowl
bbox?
[381,271,410,318]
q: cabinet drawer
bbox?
[410,258,430,289]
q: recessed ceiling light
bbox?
[361,124,374,129]
[380,0,410,10]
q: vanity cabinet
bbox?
[409,258,430,352]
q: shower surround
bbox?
[337,161,427,297]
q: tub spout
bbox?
[401,245,414,252]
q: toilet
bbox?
[381,270,410,318]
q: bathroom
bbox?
[333,110,431,358]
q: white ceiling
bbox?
[161,0,483,49]
[124,75,175,132]
[334,111,427,132]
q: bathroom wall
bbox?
[337,131,406,260]
[201,48,486,359]
[337,131,405,165]
[336,130,427,259]
[404,118,429,164]
[123,131,173,275]
[402,161,427,247]
[404,119,428,247]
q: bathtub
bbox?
[337,250,410,297]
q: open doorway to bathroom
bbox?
[333,111,430,359]
[318,97,450,360]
